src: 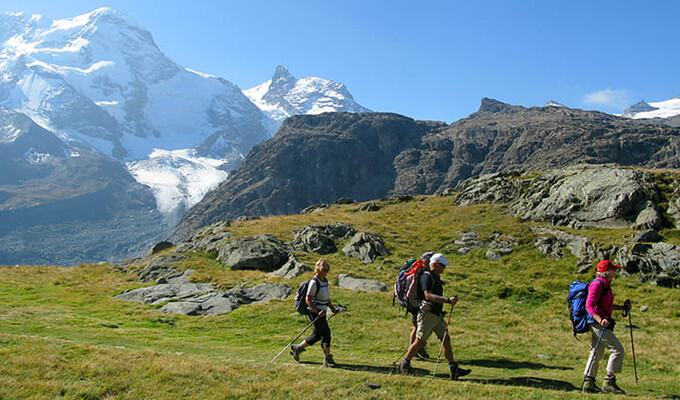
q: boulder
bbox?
[117,269,292,316]
[337,274,388,292]
[289,225,337,254]
[616,242,680,287]
[116,270,215,305]
[137,253,188,283]
[531,227,600,263]
[150,241,174,255]
[217,235,290,271]
[267,256,312,279]
[342,232,390,263]
[456,165,663,230]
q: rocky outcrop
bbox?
[456,165,663,230]
[217,234,290,271]
[337,274,388,292]
[616,242,680,288]
[267,256,312,279]
[532,227,600,265]
[116,269,292,316]
[342,232,390,263]
[171,101,680,242]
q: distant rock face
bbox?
[456,165,663,230]
[171,112,443,241]
[622,101,659,118]
[172,100,680,242]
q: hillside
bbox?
[172,100,680,242]
[1,191,679,399]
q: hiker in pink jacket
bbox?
[582,260,631,394]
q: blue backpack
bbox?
[567,280,598,337]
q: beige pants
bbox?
[584,324,625,377]
[415,310,447,342]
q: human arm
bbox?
[424,291,458,305]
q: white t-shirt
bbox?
[307,277,330,311]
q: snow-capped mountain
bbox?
[0,8,373,264]
[244,65,371,136]
[621,96,680,119]
[0,8,268,162]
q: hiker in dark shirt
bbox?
[399,253,471,380]
[290,258,339,367]
[409,251,434,360]
[582,260,631,394]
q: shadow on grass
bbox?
[300,361,580,392]
[462,358,573,371]
[466,376,580,392]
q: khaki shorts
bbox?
[415,310,447,342]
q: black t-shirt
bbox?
[420,270,444,315]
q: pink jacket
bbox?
[586,276,614,319]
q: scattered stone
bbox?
[337,274,388,292]
[117,270,292,316]
[359,202,380,212]
[640,305,649,312]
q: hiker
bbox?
[410,251,434,360]
[399,253,471,380]
[582,260,631,394]
[290,258,339,367]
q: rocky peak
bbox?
[477,97,519,114]
[622,100,659,117]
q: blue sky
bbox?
[1,0,678,123]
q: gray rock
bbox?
[342,232,390,263]
[630,230,663,243]
[640,305,650,312]
[149,241,174,255]
[138,253,188,283]
[359,202,380,212]
[289,225,337,254]
[117,269,292,316]
[532,227,599,263]
[337,274,388,292]
[457,165,663,230]
[217,235,290,271]
[617,242,680,286]
[116,270,215,305]
[268,256,312,279]
[485,234,518,260]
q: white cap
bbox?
[430,253,450,266]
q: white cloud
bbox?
[582,89,631,109]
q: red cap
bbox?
[596,260,621,272]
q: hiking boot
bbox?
[290,344,305,362]
[602,376,626,394]
[399,359,413,375]
[582,376,601,393]
[449,362,471,380]
[323,353,337,368]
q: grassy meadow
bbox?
[1,195,679,399]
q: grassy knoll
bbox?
[1,195,679,399]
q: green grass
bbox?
[1,195,679,399]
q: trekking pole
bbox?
[431,302,455,379]
[582,326,606,391]
[624,306,639,384]
[391,346,410,367]
[269,315,320,363]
